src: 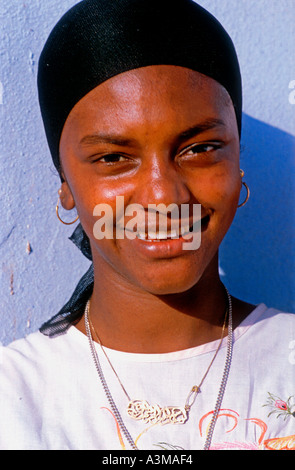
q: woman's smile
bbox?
[122,212,211,259]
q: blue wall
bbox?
[0,0,294,345]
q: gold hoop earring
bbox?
[55,197,79,225]
[238,170,250,208]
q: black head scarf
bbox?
[38,0,242,337]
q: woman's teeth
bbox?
[136,223,199,241]
[136,229,179,241]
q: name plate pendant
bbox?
[127,399,189,425]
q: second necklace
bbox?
[86,296,229,427]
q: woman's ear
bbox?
[58,180,75,211]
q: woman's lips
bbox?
[123,214,210,259]
[134,214,210,241]
[125,214,210,242]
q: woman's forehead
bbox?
[65,66,232,124]
[60,66,237,151]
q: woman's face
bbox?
[59,66,241,295]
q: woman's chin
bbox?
[128,265,204,297]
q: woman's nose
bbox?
[135,157,191,208]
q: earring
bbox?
[55,196,79,225]
[238,169,250,208]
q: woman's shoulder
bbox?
[2,329,66,360]
[234,303,295,361]
[248,303,295,329]
[256,305,295,343]
[0,326,86,381]
[238,302,294,333]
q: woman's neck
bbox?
[75,260,238,353]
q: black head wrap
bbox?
[38,0,242,336]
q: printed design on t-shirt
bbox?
[198,409,295,450]
[158,410,295,451]
[101,406,295,450]
[263,435,295,450]
[262,392,295,420]
[101,407,127,450]
[199,408,295,450]
[101,406,159,449]
[199,409,267,450]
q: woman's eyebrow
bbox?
[177,118,226,142]
[79,133,137,147]
[79,118,225,147]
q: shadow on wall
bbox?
[220,113,295,313]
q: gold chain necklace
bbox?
[87,301,228,426]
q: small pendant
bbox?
[127,399,188,425]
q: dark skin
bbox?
[58,65,255,353]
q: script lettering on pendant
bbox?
[127,399,188,425]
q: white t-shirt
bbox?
[0,304,294,450]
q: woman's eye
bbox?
[95,154,129,163]
[179,143,218,157]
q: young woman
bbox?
[0,0,294,451]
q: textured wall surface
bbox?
[0,0,294,345]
